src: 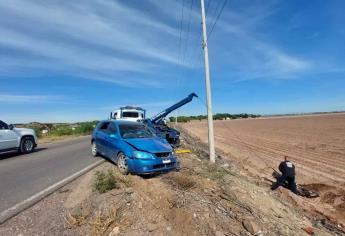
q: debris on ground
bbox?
[175,149,192,154]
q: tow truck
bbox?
[144,93,198,147]
[109,93,198,147]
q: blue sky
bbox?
[0,0,344,123]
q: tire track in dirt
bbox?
[216,123,345,164]
[214,130,345,171]
[215,136,345,183]
[218,133,345,171]
[215,138,345,187]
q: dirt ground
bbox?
[0,135,342,236]
[180,113,345,228]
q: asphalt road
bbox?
[0,136,101,213]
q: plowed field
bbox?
[181,113,345,225]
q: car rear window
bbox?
[119,124,154,139]
[122,112,139,118]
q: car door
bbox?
[0,121,18,150]
[94,121,110,156]
[103,122,120,161]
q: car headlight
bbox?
[133,151,155,159]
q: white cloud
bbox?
[0,94,66,103]
[100,101,174,111]
[0,0,188,87]
[205,1,313,81]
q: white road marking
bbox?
[0,159,104,224]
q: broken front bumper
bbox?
[127,156,178,174]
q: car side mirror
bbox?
[109,134,118,139]
[8,124,14,130]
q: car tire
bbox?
[20,136,35,154]
[117,152,129,175]
[91,141,98,157]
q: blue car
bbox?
[91,120,178,175]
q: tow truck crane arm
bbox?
[145,93,198,147]
[150,93,198,124]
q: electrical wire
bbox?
[175,0,186,123]
[178,0,186,63]
[182,0,194,64]
[207,0,227,39]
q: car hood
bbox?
[124,138,172,153]
[14,128,36,136]
[14,128,34,133]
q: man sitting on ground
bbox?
[271,156,298,194]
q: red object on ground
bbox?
[303,227,315,235]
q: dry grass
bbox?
[164,172,196,191]
[195,162,230,181]
[89,205,124,236]
[65,211,89,228]
[113,170,133,188]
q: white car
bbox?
[0,120,38,154]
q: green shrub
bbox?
[51,125,73,136]
[74,122,95,135]
[94,170,118,193]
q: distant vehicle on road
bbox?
[0,120,38,154]
[91,120,178,175]
[110,106,146,122]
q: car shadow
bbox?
[0,148,47,161]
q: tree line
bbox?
[169,113,261,123]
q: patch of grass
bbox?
[94,170,119,194]
[113,170,133,188]
[89,205,125,236]
[65,212,88,227]
[65,205,91,228]
[195,162,229,181]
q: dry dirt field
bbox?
[180,113,345,226]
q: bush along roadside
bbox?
[94,170,119,194]
[24,121,99,138]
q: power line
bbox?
[182,0,194,63]
[175,0,186,124]
[207,0,227,39]
[205,0,212,17]
[188,0,227,68]
[178,0,186,63]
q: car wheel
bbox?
[20,137,35,154]
[117,153,129,175]
[91,141,98,157]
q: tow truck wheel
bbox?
[20,136,35,154]
[117,153,129,175]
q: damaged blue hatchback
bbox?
[91,120,178,175]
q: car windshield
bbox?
[122,112,139,118]
[119,124,154,139]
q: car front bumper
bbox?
[127,156,178,174]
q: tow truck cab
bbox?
[110,106,146,122]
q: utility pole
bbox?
[200,0,216,163]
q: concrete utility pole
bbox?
[200,0,216,162]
